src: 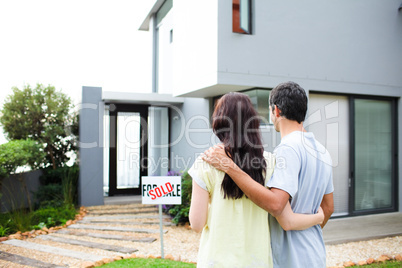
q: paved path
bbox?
[0,203,169,267]
[323,212,402,245]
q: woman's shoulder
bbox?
[263,151,275,176]
[191,155,224,177]
[263,151,275,164]
[263,151,273,158]
[192,154,211,169]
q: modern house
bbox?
[79,0,402,219]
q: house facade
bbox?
[79,0,402,218]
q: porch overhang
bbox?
[174,84,253,98]
[139,0,166,31]
[103,91,185,105]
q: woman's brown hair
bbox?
[212,92,266,199]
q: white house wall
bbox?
[157,8,175,94]
[172,0,219,96]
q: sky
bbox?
[0,0,155,144]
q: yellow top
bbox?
[188,151,275,268]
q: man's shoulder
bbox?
[278,131,305,147]
[274,133,302,155]
[293,140,332,171]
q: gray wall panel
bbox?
[79,87,104,206]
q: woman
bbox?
[189,92,323,268]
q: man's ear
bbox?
[274,105,281,117]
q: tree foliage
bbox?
[0,139,45,210]
[0,139,45,179]
[0,84,76,169]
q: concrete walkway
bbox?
[323,212,402,245]
[0,203,163,267]
[105,195,402,245]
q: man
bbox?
[203,81,334,267]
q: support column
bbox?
[79,86,104,206]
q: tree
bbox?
[0,139,45,210]
[0,84,76,169]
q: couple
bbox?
[188,82,334,268]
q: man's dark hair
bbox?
[269,81,308,124]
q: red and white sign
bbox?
[141,176,182,205]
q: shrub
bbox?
[31,204,76,228]
[0,225,10,237]
[34,184,64,208]
[0,213,14,236]
[5,209,32,234]
[62,164,79,206]
[164,170,192,224]
[0,204,78,236]
[35,164,79,208]
[39,166,67,185]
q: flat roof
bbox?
[139,0,165,31]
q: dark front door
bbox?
[109,104,148,196]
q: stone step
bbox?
[80,220,174,226]
[0,250,66,268]
[56,229,156,243]
[39,235,138,254]
[83,215,171,220]
[2,239,108,262]
[67,224,167,234]
[87,208,158,215]
[88,204,155,210]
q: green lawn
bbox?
[361,260,402,267]
[99,258,196,268]
[99,258,402,268]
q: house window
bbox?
[212,89,271,125]
[242,89,271,125]
[233,0,252,34]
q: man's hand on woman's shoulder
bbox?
[202,144,233,173]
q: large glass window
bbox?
[242,89,271,125]
[116,112,141,189]
[212,89,271,125]
[307,94,349,216]
[353,99,394,211]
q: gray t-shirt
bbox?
[266,131,334,268]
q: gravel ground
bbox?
[0,260,31,268]
[0,243,82,267]
[130,225,402,267]
[326,236,402,267]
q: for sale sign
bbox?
[141,176,182,205]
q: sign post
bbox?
[158,204,164,258]
[142,176,181,258]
